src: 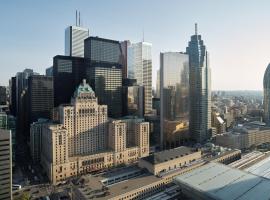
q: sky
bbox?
[0,0,270,90]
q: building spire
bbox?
[195,23,198,35]
[76,10,78,26]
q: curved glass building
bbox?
[263,64,270,125]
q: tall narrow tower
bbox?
[186,24,211,143]
[263,64,270,125]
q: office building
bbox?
[0,86,6,105]
[160,52,189,149]
[120,40,131,79]
[30,119,49,163]
[264,63,270,125]
[53,55,87,107]
[28,75,54,125]
[128,42,153,115]
[156,69,160,98]
[85,37,123,117]
[65,26,89,57]
[45,66,53,76]
[186,24,211,143]
[0,129,12,200]
[9,77,16,116]
[40,80,149,184]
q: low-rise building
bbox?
[138,146,201,175]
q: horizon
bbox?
[1,0,270,90]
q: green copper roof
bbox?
[74,79,95,97]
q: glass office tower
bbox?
[186,24,211,143]
[85,37,123,117]
[65,26,89,57]
[160,52,189,149]
[263,63,270,125]
[128,42,152,115]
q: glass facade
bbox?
[127,85,144,117]
[186,27,211,143]
[264,64,270,125]
[65,26,89,57]
[84,37,123,117]
[53,55,87,107]
[128,42,152,115]
[160,52,189,148]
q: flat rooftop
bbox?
[141,146,197,165]
[245,154,270,179]
[76,173,161,200]
[174,162,270,200]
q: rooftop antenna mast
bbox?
[79,11,81,27]
[76,10,78,26]
[142,28,144,42]
[195,23,198,35]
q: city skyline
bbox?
[1,0,270,90]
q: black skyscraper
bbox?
[84,37,123,117]
[53,55,88,107]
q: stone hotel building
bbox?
[40,80,149,184]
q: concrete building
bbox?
[174,162,270,200]
[139,146,201,175]
[0,129,12,200]
[30,119,49,163]
[215,125,270,150]
[211,111,226,135]
[187,24,211,143]
[128,42,153,115]
[40,80,149,184]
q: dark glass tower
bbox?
[53,55,88,107]
[186,24,211,143]
[85,37,123,117]
[28,75,54,124]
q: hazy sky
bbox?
[0,0,269,90]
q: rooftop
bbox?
[141,146,197,165]
[174,162,270,200]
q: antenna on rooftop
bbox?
[142,28,144,42]
[76,10,78,26]
[79,11,81,27]
[195,23,198,35]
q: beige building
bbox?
[215,126,270,150]
[138,146,201,175]
[41,80,149,184]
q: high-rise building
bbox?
[40,80,149,184]
[65,26,89,57]
[156,69,160,98]
[28,75,54,125]
[53,55,88,107]
[120,40,131,79]
[264,63,270,125]
[160,52,189,149]
[85,37,123,117]
[186,24,211,143]
[128,42,152,115]
[45,66,53,76]
[9,77,16,116]
[0,129,12,200]
[0,86,7,105]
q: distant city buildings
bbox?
[187,24,211,143]
[128,42,153,115]
[160,52,189,149]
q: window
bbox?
[59,135,62,145]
